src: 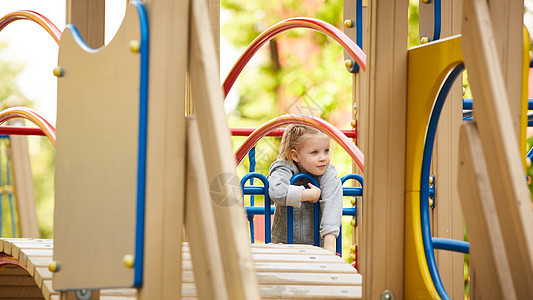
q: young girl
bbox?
[267,124,343,253]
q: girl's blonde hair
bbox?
[277,124,321,162]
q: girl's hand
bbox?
[301,183,321,203]
[323,234,336,253]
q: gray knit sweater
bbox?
[267,159,343,245]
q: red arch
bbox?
[0,10,61,44]
[0,107,56,146]
[234,114,364,171]
[222,17,366,98]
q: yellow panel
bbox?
[521,25,529,171]
[404,36,463,299]
[53,3,141,289]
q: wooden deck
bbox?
[0,238,361,299]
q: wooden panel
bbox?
[137,0,188,298]
[361,0,408,298]
[457,121,515,299]
[66,0,104,48]
[462,0,533,296]
[430,1,463,298]
[53,3,141,289]
[189,0,260,299]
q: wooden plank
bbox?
[0,286,44,298]
[99,289,136,296]
[182,260,358,274]
[180,270,361,286]
[253,262,357,274]
[9,240,53,261]
[66,0,104,48]
[462,0,533,296]
[180,282,361,299]
[0,275,36,285]
[184,118,228,300]
[137,0,188,298]
[457,121,516,299]
[361,0,408,298]
[254,272,362,286]
[0,265,29,275]
[26,256,53,278]
[42,280,59,300]
[35,267,53,288]
[189,0,260,299]
[250,254,346,263]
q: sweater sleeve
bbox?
[267,160,304,207]
[318,165,343,238]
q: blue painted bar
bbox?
[433,0,441,41]
[432,237,469,254]
[242,172,362,256]
[464,98,533,110]
[241,172,272,243]
[336,225,342,254]
[342,187,362,197]
[420,63,464,300]
[246,206,275,215]
[290,174,320,246]
[243,186,267,195]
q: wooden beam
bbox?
[138,0,188,298]
[462,0,533,296]
[487,0,523,143]
[184,117,228,300]
[188,0,260,298]
[361,0,408,298]
[66,0,105,48]
[457,121,516,300]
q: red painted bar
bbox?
[0,126,46,136]
[231,127,357,138]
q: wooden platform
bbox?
[0,238,362,299]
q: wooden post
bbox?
[462,0,533,296]
[361,0,408,298]
[184,117,228,300]
[457,121,517,300]
[137,0,188,298]
[188,0,260,298]
[430,1,464,298]
[66,0,104,48]
[3,96,39,238]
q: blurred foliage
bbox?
[0,43,54,239]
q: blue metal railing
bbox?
[241,172,362,256]
[422,63,466,300]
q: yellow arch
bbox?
[405,35,463,299]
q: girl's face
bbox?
[290,134,331,176]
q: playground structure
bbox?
[0,0,531,299]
